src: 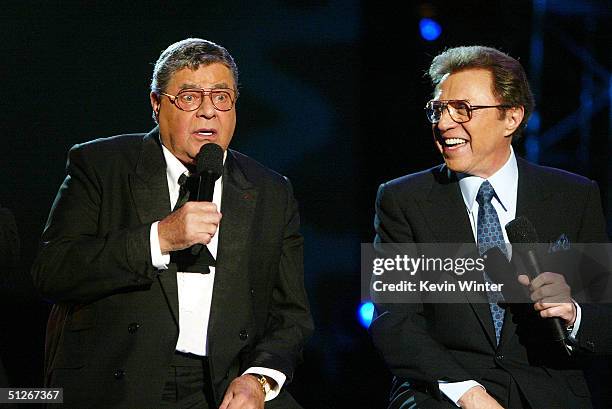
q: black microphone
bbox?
[482,246,529,303]
[191,143,224,255]
[505,217,569,348]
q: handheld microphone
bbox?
[191,143,224,255]
[505,217,569,347]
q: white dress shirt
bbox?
[148,144,285,401]
[438,147,581,406]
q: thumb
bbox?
[517,274,530,287]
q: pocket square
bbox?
[549,233,570,253]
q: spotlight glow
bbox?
[358,301,375,328]
[419,18,442,41]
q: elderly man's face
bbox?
[151,63,236,166]
[432,68,522,178]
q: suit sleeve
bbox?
[370,182,472,394]
[572,180,612,355]
[242,178,313,383]
[31,144,156,304]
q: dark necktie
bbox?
[476,180,508,344]
[170,173,216,273]
[173,173,190,211]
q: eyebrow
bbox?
[178,82,232,90]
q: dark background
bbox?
[0,1,610,408]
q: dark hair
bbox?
[428,46,534,140]
[150,38,239,122]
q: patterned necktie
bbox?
[476,180,508,344]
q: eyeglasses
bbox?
[424,99,512,124]
[160,88,236,112]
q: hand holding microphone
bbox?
[158,143,224,254]
[505,217,575,348]
[190,143,224,255]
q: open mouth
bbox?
[193,128,217,138]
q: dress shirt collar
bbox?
[160,142,228,188]
[161,145,189,192]
[457,146,518,212]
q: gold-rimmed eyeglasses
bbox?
[160,88,236,112]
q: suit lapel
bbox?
[207,151,258,354]
[129,128,171,223]
[419,166,474,244]
[128,128,179,325]
[419,166,497,347]
[515,158,556,239]
[216,151,259,273]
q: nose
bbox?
[196,94,216,119]
[435,105,457,132]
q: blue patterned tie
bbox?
[476,180,508,344]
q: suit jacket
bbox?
[0,207,21,388]
[371,157,611,409]
[31,128,313,409]
[0,207,19,391]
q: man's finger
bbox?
[530,285,571,303]
[534,301,562,311]
[530,271,565,288]
[226,394,255,409]
[219,391,233,409]
[537,304,569,319]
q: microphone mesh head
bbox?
[505,216,539,244]
[196,143,224,179]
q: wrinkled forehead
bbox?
[168,63,236,90]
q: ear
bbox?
[150,92,161,117]
[503,106,524,137]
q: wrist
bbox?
[247,373,271,396]
[457,385,487,407]
[566,301,577,329]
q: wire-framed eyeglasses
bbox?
[425,99,512,124]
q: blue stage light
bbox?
[358,301,375,328]
[419,18,442,41]
[527,110,541,132]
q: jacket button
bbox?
[128,323,140,334]
[250,288,255,297]
[495,354,504,360]
[239,330,249,341]
[114,369,125,380]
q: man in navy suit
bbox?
[371,46,611,408]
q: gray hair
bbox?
[428,46,534,140]
[151,37,239,96]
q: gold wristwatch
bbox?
[251,374,271,395]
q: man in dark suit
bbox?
[32,38,313,409]
[0,206,19,391]
[371,46,611,408]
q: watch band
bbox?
[251,374,271,395]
